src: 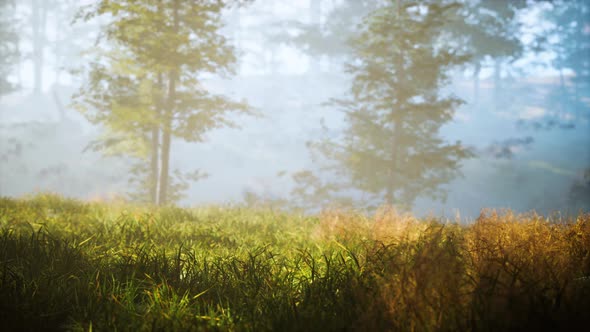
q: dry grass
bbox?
[314,207,590,331]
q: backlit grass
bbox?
[0,194,588,331]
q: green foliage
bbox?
[0,194,589,331]
[290,170,355,212]
[300,1,473,211]
[73,0,252,205]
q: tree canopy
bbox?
[74,0,251,205]
[298,0,473,211]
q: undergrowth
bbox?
[0,194,588,331]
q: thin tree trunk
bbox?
[16,37,22,87]
[158,0,179,205]
[387,121,397,206]
[559,66,566,117]
[387,0,403,207]
[573,0,581,117]
[493,58,501,111]
[150,73,163,205]
[231,6,241,71]
[559,67,565,90]
[308,0,322,74]
[158,117,171,205]
[158,76,173,205]
[269,1,279,75]
[32,0,42,95]
[473,62,481,105]
[150,127,160,205]
[158,71,176,206]
[54,6,61,86]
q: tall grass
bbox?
[0,194,588,331]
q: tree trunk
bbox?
[573,0,581,117]
[308,0,322,74]
[158,118,171,205]
[386,120,397,206]
[158,0,179,205]
[268,1,279,75]
[32,0,41,95]
[559,67,566,117]
[31,0,46,96]
[231,6,241,71]
[493,58,501,111]
[53,5,62,86]
[150,73,163,205]
[150,126,160,205]
[473,62,481,105]
[387,0,403,207]
[158,71,176,206]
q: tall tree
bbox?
[569,167,590,211]
[546,0,590,116]
[75,0,251,205]
[299,0,473,211]
[447,0,527,106]
[279,0,380,70]
[0,0,19,96]
[50,0,88,86]
[30,0,49,96]
[544,0,590,209]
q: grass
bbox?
[0,193,589,331]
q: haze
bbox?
[1,0,589,220]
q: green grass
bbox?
[0,193,589,331]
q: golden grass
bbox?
[314,207,590,331]
[0,194,588,331]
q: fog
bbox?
[1,0,589,220]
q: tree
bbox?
[298,0,473,211]
[74,0,251,205]
[544,0,590,117]
[50,0,91,87]
[446,0,528,106]
[274,0,380,72]
[546,0,590,211]
[18,0,97,91]
[569,167,590,211]
[30,0,49,96]
[0,0,19,96]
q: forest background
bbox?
[0,0,589,220]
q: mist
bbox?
[1,0,589,221]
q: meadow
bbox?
[0,194,589,331]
